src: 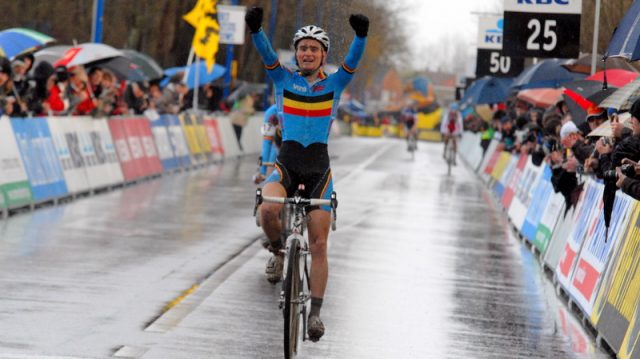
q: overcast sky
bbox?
[387,0,503,73]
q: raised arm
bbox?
[245,7,286,83]
[335,14,369,88]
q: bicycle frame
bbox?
[254,188,337,357]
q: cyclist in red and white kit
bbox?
[440,104,463,164]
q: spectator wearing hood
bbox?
[26,61,55,116]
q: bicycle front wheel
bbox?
[283,236,302,359]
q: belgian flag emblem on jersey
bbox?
[283,90,334,117]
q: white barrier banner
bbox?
[0,116,31,208]
[556,180,604,292]
[47,117,91,194]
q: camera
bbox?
[603,163,636,181]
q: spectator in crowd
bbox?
[230,93,256,150]
[0,57,22,117]
[549,121,583,211]
[46,66,71,115]
[12,58,30,101]
[67,66,96,116]
[124,81,149,115]
[499,116,516,152]
[614,101,640,200]
[26,61,55,116]
[560,120,594,164]
[616,158,640,200]
[147,81,163,110]
[157,74,187,114]
[94,69,122,117]
[88,67,104,98]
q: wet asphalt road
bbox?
[0,137,611,359]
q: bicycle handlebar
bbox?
[261,196,332,207]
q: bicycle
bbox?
[443,136,456,175]
[407,131,418,160]
[253,186,337,359]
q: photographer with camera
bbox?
[613,104,640,200]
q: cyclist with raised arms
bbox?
[245,7,368,341]
[253,103,281,184]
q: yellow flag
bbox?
[183,0,207,27]
[183,0,220,73]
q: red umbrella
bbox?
[586,69,639,88]
[517,88,563,108]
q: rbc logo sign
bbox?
[517,0,569,3]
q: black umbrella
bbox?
[121,49,164,80]
[562,80,618,124]
[89,56,147,82]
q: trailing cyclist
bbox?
[253,104,282,184]
[401,102,418,150]
[245,7,369,342]
[441,103,463,165]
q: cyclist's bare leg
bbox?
[307,209,331,299]
[260,182,286,247]
[306,209,330,339]
[443,134,450,157]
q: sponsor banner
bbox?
[493,153,516,199]
[239,115,263,154]
[131,117,163,175]
[521,158,553,242]
[475,16,524,77]
[179,113,205,164]
[570,190,634,315]
[556,180,603,293]
[543,203,572,270]
[46,117,91,194]
[216,116,242,158]
[508,157,540,231]
[108,118,141,181]
[91,118,124,186]
[478,140,500,182]
[165,115,192,168]
[150,115,180,171]
[76,117,125,189]
[528,165,562,251]
[590,202,640,353]
[0,116,32,209]
[620,300,640,359]
[192,113,213,160]
[203,116,225,158]
[0,116,32,208]
[502,154,527,209]
[11,117,68,202]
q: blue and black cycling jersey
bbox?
[251,29,366,209]
[251,29,366,166]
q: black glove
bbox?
[245,7,263,33]
[349,14,369,37]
